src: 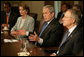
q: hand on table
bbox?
[11,31,18,37]
[17,28,26,35]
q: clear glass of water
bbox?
[20,38,29,52]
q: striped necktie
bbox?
[59,30,69,47]
[56,30,69,55]
[39,22,48,37]
[35,22,48,45]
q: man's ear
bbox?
[72,19,76,24]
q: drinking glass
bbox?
[20,38,29,52]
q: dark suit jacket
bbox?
[37,18,63,47]
[57,26,83,56]
[1,10,20,31]
[57,12,64,21]
[78,15,83,28]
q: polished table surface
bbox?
[1,31,58,56]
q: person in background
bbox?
[72,4,83,27]
[28,5,63,47]
[1,2,20,31]
[50,9,83,56]
[57,3,71,23]
[11,3,34,37]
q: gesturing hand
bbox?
[29,32,40,41]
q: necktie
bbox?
[59,30,69,47]
[6,13,9,26]
[39,22,48,37]
[35,22,48,45]
[56,30,69,55]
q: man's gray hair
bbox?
[43,5,55,14]
[68,9,80,25]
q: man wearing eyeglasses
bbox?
[50,9,83,56]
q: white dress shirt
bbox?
[55,25,77,55]
[68,25,77,36]
[38,18,54,45]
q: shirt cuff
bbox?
[26,31,29,36]
[38,38,43,45]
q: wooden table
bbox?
[1,32,58,56]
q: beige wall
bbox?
[1,1,83,21]
[1,1,21,11]
[21,1,44,21]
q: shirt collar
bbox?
[6,11,11,16]
[47,18,54,24]
[68,25,77,36]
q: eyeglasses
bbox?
[63,16,72,19]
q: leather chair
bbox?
[29,13,38,31]
[29,13,38,22]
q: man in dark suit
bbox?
[57,3,71,23]
[50,9,83,56]
[1,2,20,31]
[28,5,63,47]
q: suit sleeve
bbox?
[73,29,83,55]
[42,24,63,47]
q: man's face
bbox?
[61,5,67,12]
[62,10,75,28]
[4,4,11,13]
[43,8,54,22]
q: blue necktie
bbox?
[59,30,69,47]
[35,22,48,45]
[39,22,48,37]
[56,30,69,55]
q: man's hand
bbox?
[29,32,40,41]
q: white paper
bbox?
[4,39,18,43]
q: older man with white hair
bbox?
[50,9,83,56]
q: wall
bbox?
[1,1,83,21]
[17,1,45,21]
[21,1,45,21]
[1,1,44,21]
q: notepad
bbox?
[4,39,18,43]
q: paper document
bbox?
[4,39,18,43]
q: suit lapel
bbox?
[40,18,56,38]
[60,26,79,47]
[67,26,79,41]
[8,11,13,23]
